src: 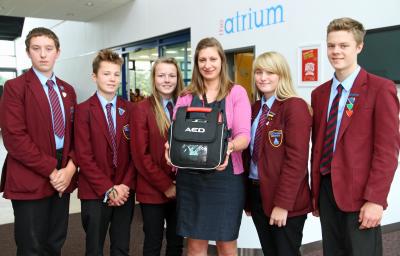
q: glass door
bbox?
[161,41,191,85]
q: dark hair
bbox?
[25,27,60,51]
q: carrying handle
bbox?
[187,107,212,113]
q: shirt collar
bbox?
[332,65,361,92]
[162,98,173,108]
[261,95,276,110]
[32,67,56,87]
[96,91,117,109]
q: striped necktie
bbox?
[46,79,64,138]
[166,101,173,121]
[252,104,269,163]
[106,103,117,167]
[320,84,343,175]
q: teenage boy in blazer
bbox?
[0,27,77,255]
[74,49,135,256]
[244,52,312,256]
[311,17,399,256]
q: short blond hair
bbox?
[327,17,366,45]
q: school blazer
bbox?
[75,94,135,200]
[0,68,77,200]
[244,97,312,217]
[311,68,400,212]
[131,98,175,204]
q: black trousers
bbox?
[319,175,382,256]
[140,202,183,256]
[12,193,70,256]
[249,182,306,256]
[81,195,135,256]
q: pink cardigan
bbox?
[174,84,251,174]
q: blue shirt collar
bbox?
[162,98,173,108]
[332,65,361,92]
[96,91,117,108]
[261,95,276,109]
[32,67,56,87]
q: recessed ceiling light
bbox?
[85,1,94,7]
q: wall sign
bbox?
[298,44,322,86]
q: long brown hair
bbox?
[150,57,184,136]
[183,37,233,101]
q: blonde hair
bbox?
[150,57,184,136]
[327,17,366,45]
[182,37,233,100]
[252,51,297,101]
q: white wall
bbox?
[16,0,400,247]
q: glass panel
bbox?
[128,47,158,102]
[0,56,17,68]
[0,40,15,56]
[0,71,17,85]
[162,42,191,85]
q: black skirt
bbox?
[176,160,245,241]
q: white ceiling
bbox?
[0,0,134,21]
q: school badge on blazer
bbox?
[268,129,283,147]
[123,124,130,140]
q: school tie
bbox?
[46,79,64,138]
[166,101,174,121]
[106,103,117,168]
[252,104,269,163]
[320,84,343,175]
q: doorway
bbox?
[226,47,255,102]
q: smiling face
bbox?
[327,30,363,81]
[154,62,178,100]
[254,69,279,99]
[92,61,121,100]
[26,35,60,78]
[197,46,222,83]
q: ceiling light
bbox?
[85,1,94,7]
[166,50,177,54]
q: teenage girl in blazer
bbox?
[245,51,312,256]
[131,57,184,256]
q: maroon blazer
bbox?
[244,97,312,217]
[311,69,400,212]
[0,68,77,200]
[75,94,135,200]
[131,98,175,204]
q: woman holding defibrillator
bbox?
[166,37,251,255]
[131,57,184,256]
[245,51,312,256]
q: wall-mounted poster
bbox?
[298,44,322,87]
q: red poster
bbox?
[302,48,318,82]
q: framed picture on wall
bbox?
[298,44,322,87]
